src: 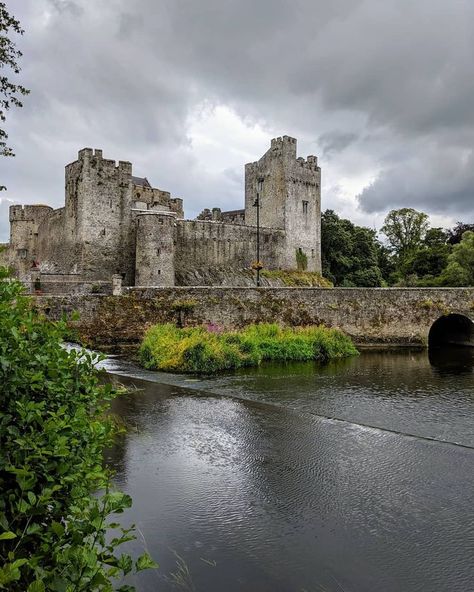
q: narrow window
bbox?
[157,269,161,275]
[302,201,308,214]
[157,248,161,256]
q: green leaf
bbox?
[0,531,17,540]
[27,580,45,592]
[135,552,159,572]
[117,554,133,575]
[50,522,64,537]
[27,491,37,505]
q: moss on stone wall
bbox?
[260,269,332,287]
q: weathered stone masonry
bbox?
[1,136,321,289]
[35,287,474,348]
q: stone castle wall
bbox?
[135,211,176,286]
[3,137,323,288]
[174,219,286,284]
[7,205,54,278]
[133,185,184,217]
[63,148,135,284]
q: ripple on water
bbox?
[107,357,474,592]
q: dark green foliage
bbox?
[438,231,474,286]
[384,220,474,287]
[399,228,451,282]
[447,222,474,245]
[380,208,430,263]
[140,322,358,374]
[321,210,383,286]
[0,269,157,590]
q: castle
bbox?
[0,136,321,291]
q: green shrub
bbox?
[139,322,358,374]
[0,269,157,591]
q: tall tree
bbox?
[381,208,429,262]
[402,227,451,281]
[447,222,474,245]
[439,231,474,286]
[0,2,29,158]
[321,210,383,286]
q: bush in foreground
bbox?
[0,271,156,591]
[140,323,358,374]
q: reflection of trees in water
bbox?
[232,350,439,393]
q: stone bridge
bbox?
[35,286,474,350]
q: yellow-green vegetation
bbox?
[139,322,358,373]
[170,298,198,313]
[260,269,333,287]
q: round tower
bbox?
[135,211,176,286]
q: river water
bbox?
[103,348,474,592]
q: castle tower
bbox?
[9,204,53,278]
[244,136,321,272]
[135,211,176,286]
[64,148,135,283]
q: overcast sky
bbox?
[1,0,473,242]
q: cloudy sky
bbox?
[1,0,473,242]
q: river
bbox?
[102,348,474,592]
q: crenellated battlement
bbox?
[270,135,297,148]
[9,204,53,223]
[74,147,132,174]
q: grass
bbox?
[260,269,333,287]
[139,322,358,374]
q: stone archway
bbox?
[428,314,474,348]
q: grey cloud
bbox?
[46,0,83,16]
[3,0,474,241]
[318,131,359,157]
[357,144,474,217]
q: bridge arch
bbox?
[428,313,474,348]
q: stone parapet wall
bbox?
[34,287,474,349]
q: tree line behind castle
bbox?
[322,209,474,288]
[1,135,472,290]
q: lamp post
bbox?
[253,178,264,287]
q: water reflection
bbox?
[105,350,474,592]
[429,345,474,375]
